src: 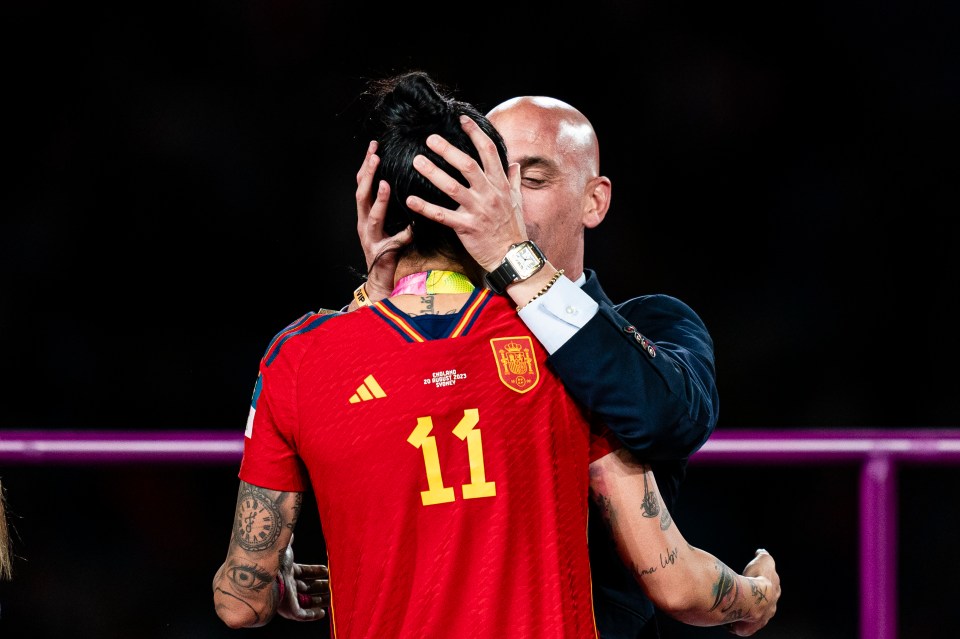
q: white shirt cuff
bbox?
[517,273,599,354]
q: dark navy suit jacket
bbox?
[547,270,720,638]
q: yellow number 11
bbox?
[407,408,497,506]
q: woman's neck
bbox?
[389,254,479,315]
[393,254,465,285]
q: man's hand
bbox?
[276,536,331,622]
[405,116,527,272]
[728,549,780,636]
[354,140,411,306]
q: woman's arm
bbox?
[589,449,781,635]
[212,481,302,629]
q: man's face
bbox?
[489,105,589,278]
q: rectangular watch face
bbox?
[509,245,544,277]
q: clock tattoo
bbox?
[235,487,282,552]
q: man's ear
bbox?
[582,176,612,229]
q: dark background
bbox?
[1,1,957,637]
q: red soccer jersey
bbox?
[240,289,616,639]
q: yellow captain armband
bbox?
[353,282,373,307]
[517,269,564,312]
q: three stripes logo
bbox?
[349,374,386,404]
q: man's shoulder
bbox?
[584,270,703,320]
[616,292,696,312]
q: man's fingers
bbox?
[406,195,458,229]
[418,137,487,199]
[507,163,523,212]
[458,115,508,179]
[412,154,468,203]
[423,133,480,180]
[507,162,521,189]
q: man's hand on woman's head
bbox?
[405,116,527,273]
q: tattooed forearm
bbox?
[226,560,274,592]
[640,473,660,518]
[659,505,673,530]
[593,492,617,527]
[722,609,747,623]
[709,560,741,613]
[234,483,284,552]
[214,587,263,623]
[634,546,678,580]
[215,485,302,628]
[289,492,303,530]
[660,546,679,568]
[636,564,657,577]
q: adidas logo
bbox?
[349,375,387,403]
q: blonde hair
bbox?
[0,480,11,580]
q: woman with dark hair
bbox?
[213,71,778,638]
[361,71,508,285]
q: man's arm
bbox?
[212,481,302,629]
[549,290,719,458]
[589,449,780,635]
[405,117,718,459]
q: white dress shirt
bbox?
[517,272,599,354]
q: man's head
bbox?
[486,97,611,280]
[367,71,509,279]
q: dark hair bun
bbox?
[373,71,453,130]
[361,71,509,277]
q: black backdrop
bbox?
[1,1,957,637]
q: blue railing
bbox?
[4,427,960,639]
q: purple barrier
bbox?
[693,428,960,464]
[3,427,960,639]
[691,428,960,639]
[694,428,960,639]
[0,429,244,464]
[4,428,960,464]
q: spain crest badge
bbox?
[490,336,540,394]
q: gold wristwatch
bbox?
[483,241,546,294]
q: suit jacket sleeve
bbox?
[548,274,719,460]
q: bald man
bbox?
[349,96,721,638]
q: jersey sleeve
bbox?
[238,321,314,492]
